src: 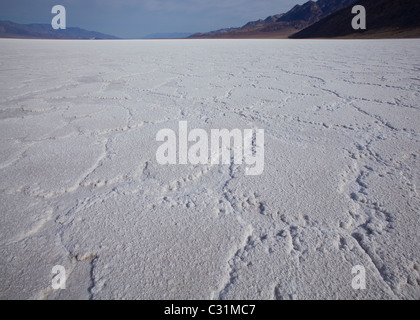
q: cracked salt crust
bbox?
[0,39,419,300]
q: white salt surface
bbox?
[0,39,419,300]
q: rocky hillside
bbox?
[290,0,420,38]
[189,0,357,39]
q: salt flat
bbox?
[0,39,419,300]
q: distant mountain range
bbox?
[189,0,358,39]
[2,0,419,40]
[0,21,119,39]
[141,32,193,39]
[290,0,420,38]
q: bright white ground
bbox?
[0,39,419,300]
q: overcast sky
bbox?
[0,0,307,38]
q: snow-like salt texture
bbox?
[0,39,419,300]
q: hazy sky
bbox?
[0,0,307,38]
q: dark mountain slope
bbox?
[290,0,420,38]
